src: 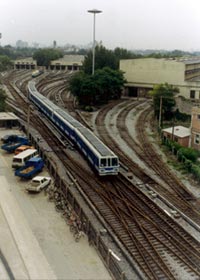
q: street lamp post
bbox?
[88,9,102,75]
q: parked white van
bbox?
[12,149,38,168]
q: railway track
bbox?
[3,72,200,279]
[105,175,200,279]
[95,99,200,226]
[136,106,195,201]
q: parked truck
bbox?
[15,157,44,179]
[1,136,29,153]
[1,134,19,143]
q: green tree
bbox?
[0,55,13,72]
[68,67,126,107]
[83,45,118,74]
[0,88,7,111]
[33,48,63,68]
[149,83,179,121]
[94,67,125,102]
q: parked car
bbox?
[26,176,51,192]
[14,145,35,155]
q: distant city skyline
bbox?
[12,39,200,55]
[1,0,200,51]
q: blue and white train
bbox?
[28,81,119,175]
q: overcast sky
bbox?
[0,0,200,51]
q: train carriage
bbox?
[53,109,77,140]
[28,81,119,176]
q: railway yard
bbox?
[1,69,200,279]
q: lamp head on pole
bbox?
[88,9,102,14]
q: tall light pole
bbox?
[88,9,102,75]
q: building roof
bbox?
[179,58,200,65]
[120,57,200,66]
[51,55,84,66]
[0,112,19,120]
[162,126,191,138]
[15,57,36,64]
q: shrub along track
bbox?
[4,75,200,279]
[135,106,195,201]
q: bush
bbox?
[172,142,182,155]
[191,165,200,181]
[184,159,193,171]
[162,135,200,181]
[174,109,191,122]
[84,106,93,112]
[0,88,7,111]
[179,147,199,163]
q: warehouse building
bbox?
[120,58,200,100]
[15,58,37,70]
[14,55,84,71]
[0,112,19,128]
[49,55,84,71]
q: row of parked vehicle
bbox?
[1,133,51,192]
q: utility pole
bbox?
[88,9,102,75]
[27,105,31,140]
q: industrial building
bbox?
[14,55,84,71]
[49,55,84,71]
[0,112,19,128]
[15,58,37,70]
[120,58,200,100]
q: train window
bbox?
[112,158,118,166]
[100,159,106,167]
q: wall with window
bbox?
[162,131,189,147]
[191,107,200,150]
[120,58,200,100]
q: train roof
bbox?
[77,126,114,157]
[44,98,58,111]
[55,109,83,128]
[29,82,58,111]
[29,81,37,92]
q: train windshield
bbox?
[112,158,118,166]
[100,158,107,167]
[100,157,118,167]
